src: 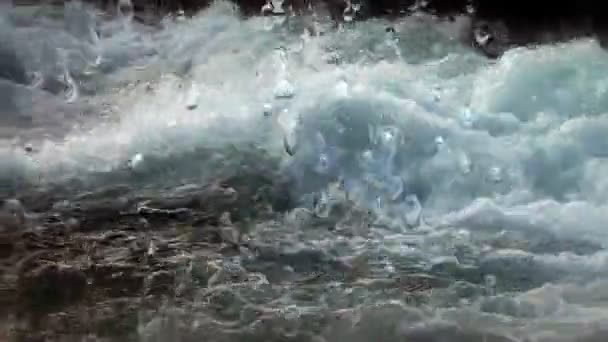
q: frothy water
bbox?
[3,1,608,341]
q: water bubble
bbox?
[117,0,134,23]
[334,79,349,97]
[435,136,445,148]
[461,107,474,127]
[185,82,200,110]
[360,149,375,170]
[403,194,422,228]
[261,1,274,15]
[489,166,502,183]
[458,152,472,174]
[274,79,295,99]
[474,27,491,46]
[147,240,157,256]
[176,9,186,21]
[314,190,331,218]
[381,128,396,143]
[485,274,497,295]
[387,176,404,201]
[374,195,384,210]
[315,153,331,174]
[63,69,79,104]
[28,71,44,89]
[262,103,273,117]
[128,153,144,170]
[336,121,346,134]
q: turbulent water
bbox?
[3,1,608,341]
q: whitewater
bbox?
[2,1,608,341]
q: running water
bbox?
[2,1,608,341]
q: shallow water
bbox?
[2,1,608,341]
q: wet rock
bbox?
[203,287,248,321]
[190,256,222,287]
[0,199,26,233]
[90,263,145,297]
[18,263,87,311]
[402,321,519,342]
[0,234,15,259]
[145,270,175,296]
[479,252,563,291]
[207,261,249,286]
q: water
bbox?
[2,1,608,341]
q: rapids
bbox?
[2,1,608,341]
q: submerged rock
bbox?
[18,263,87,311]
[0,199,26,233]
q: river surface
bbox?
[2,1,608,341]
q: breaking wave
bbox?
[2,1,608,341]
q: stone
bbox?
[18,263,87,311]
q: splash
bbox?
[2,1,608,341]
